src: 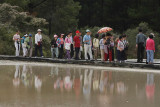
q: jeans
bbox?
[84,44,93,60]
[35,44,43,57]
[147,50,154,63]
[51,47,59,58]
[58,44,64,59]
[75,47,80,60]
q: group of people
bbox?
[12,28,155,64]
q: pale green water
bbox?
[0,63,159,107]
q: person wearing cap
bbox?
[21,34,28,57]
[74,30,81,60]
[24,34,33,58]
[13,30,21,56]
[51,34,59,59]
[57,34,65,59]
[35,29,44,57]
[83,29,93,60]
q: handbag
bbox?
[65,43,71,50]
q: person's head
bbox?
[79,32,82,36]
[37,29,42,34]
[122,34,127,40]
[24,34,28,37]
[95,34,99,38]
[61,34,64,38]
[139,28,142,33]
[29,34,32,38]
[102,34,105,39]
[68,32,72,36]
[16,30,20,34]
[106,33,112,38]
[86,29,91,35]
[54,34,58,40]
[119,36,123,41]
[76,30,80,36]
[150,33,155,38]
[149,34,153,39]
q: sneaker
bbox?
[41,56,44,58]
[35,56,37,58]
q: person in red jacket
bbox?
[74,30,81,60]
[146,34,155,64]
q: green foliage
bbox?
[125,22,160,58]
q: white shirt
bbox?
[13,34,20,42]
[35,33,42,44]
[117,40,124,50]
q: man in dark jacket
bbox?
[136,29,147,63]
[51,35,59,59]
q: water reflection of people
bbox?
[99,71,108,93]
[73,68,83,99]
[13,65,21,87]
[116,81,127,95]
[64,68,72,92]
[50,66,59,77]
[35,75,42,92]
[146,73,155,101]
[83,69,93,99]
[93,71,100,91]
[21,65,29,87]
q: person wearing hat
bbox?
[74,30,81,60]
[57,34,65,59]
[24,34,33,58]
[13,30,21,56]
[83,29,93,61]
[35,29,44,57]
[50,34,59,59]
[21,34,28,57]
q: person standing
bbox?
[93,34,99,61]
[21,34,28,57]
[99,34,105,61]
[65,34,72,59]
[69,32,74,59]
[57,34,65,59]
[24,34,33,57]
[79,32,83,59]
[136,29,147,63]
[13,31,21,56]
[35,29,44,57]
[74,30,81,60]
[51,34,59,59]
[146,34,155,64]
[83,29,93,61]
[122,34,129,60]
[117,36,125,62]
